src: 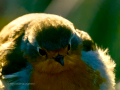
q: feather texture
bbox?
[0,13,116,90]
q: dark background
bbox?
[0,0,120,89]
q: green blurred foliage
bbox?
[0,0,52,30]
[89,0,120,81]
[20,0,52,12]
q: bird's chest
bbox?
[29,65,106,90]
[30,71,81,90]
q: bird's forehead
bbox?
[35,27,74,50]
[28,16,75,50]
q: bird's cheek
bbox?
[24,54,46,67]
[70,45,82,55]
[31,59,60,73]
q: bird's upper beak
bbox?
[54,55,64,66]
[45,46,69,66]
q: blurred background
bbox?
[0,0,120,89]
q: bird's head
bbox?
[21,14,83,74]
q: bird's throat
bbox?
[29,59,106,90]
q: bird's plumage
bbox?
[0,13,116,90]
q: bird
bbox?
[0,13,116,90]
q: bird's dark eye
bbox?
[82,40,96,51]
[68,44,70,51]
[37,47,46,56]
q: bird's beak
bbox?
[54,55,64,66]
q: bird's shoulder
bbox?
[75,29,96,51]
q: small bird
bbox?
[0,13,116,90]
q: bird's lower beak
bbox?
[54,55,64,66]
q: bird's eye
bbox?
[67,44,71,55]
[68,44,70,51]
[39,49,46,56]
[37,47,46,56]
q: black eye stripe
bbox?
[39,49,46,56]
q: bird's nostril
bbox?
[55,55,64,59]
